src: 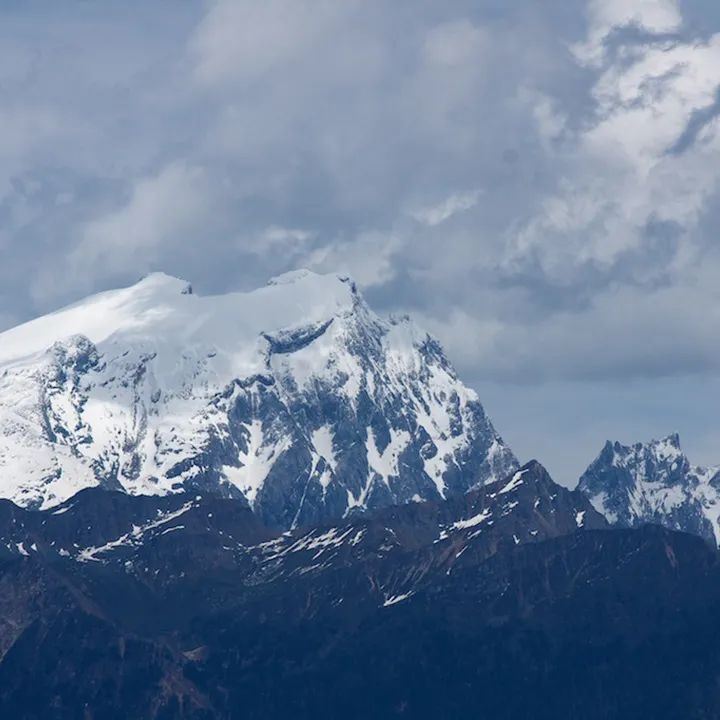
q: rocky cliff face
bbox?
[578,433,720,545]
[0,269,516,528]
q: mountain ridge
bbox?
[1,460,718,720]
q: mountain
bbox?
[0,269,517,529]
[578,433,720,545]
[0,460,602,574]
[4,463,720,719]
[0,461,615,719]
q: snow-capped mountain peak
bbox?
[0,270,517,528]
[578,433,720,545]
[0,269,358,368]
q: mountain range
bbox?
[1,271,720,718]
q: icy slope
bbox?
[0,270,517,528]
[578,433,720,545]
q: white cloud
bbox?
[409,190,483,227]
[302,232,403,288]
[506,26,720,282]
[191,0,348,87]
[241,226,315,255]
[526,91,567,147]
[574,0,682,65]
[63,162,213,289]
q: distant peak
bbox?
[588,434,687,476]
[602,433,682,454]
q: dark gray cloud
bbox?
[1,0,720,482]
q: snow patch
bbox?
[223,421,288,506]
[383,592,414,607]
[499,469,528,495]
[452,508,491,531]
[366,427,411,487]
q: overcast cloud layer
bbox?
[1,0,720,483]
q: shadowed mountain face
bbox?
[0,270,516,529]
[3,461,720,719]
[578,434,720,545]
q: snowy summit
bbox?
[0,270,516,528]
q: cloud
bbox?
[422,19,488,68]
[504,21,720,290]
[0,108,63,165]
[426,271,720,383]
[574,0,682,65]
[251,226,315,253]
[56,162,214,295]
[409,190,483,227]
[302,232,403,288]
[191,0,350,88]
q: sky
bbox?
[1,0,720,486]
